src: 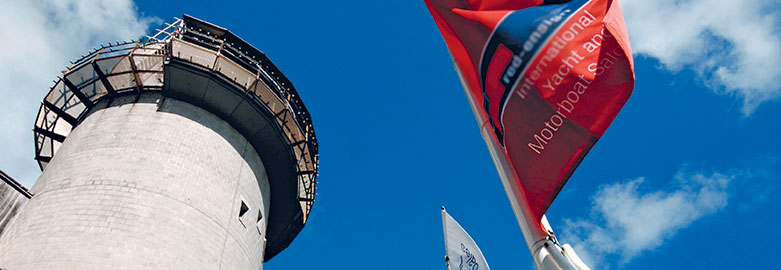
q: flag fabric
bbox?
[442,208,490,270]
[426,0,634,224]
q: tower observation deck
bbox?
[0,15,318,269]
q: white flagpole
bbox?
[452,64,589,270]
[452,64,546,252]
[442,206,451,270]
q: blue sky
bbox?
[1,0,780,269]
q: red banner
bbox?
[426,0,634,221]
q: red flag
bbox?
[426,0,634,222]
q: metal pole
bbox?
[452,64,548,268]
[442,206,451,270]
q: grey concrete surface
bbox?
[0,173,29,237]
[0,93,269,270]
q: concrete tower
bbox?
[0,15,318,269]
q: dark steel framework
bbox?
[0,170,32,199]
[32,15,318,260]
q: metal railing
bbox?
[0,171,31,199]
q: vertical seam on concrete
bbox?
[199,79,213,103]
[217,138,250,270]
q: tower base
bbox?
[0,93,269,270]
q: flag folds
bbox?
[442,208,490,270]
[426,0,634,224]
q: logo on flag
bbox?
[458,243,480,270]
[480,0,587,142]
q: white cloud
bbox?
[561,170,732,267]
[0,0,158,187]
[620,0,781,115]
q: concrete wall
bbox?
[0,93,270,270]
[0,173,30,237]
